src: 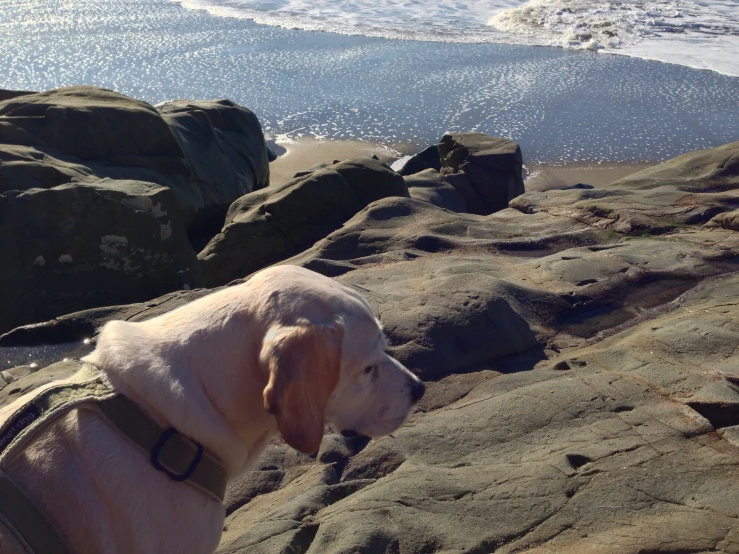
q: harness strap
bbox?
[0,363,229,554]
[0,470,72,554]
[96,395,227,502]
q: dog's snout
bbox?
[410,380,425,404]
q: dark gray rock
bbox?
[0,179,201,334]
[0,86,271,331]
[396,145,441,176]
[404,169,467,212]
[0,86,270,231]
[439,132,525,215]
[156,99,270,238]
[198,158,408,287]
[0,89,36,102]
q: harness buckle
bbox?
[150,427,204,482]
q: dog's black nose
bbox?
[410,380,425,404]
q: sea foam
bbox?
[171,0,739,76]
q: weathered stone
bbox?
[0,86,269,231]
[198,158,408,287]
[0,86,272,331]
[707,208,739,231]
[439,133,525,215]
[0,179,201,334]
[156,98,270,239]
[0,359,80,406]
[611,140,739,191]
[510,182,739,235]
[395,145,441,176]
[405,169,467,212]
[0,89,35,102]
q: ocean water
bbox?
[0,0,737,165]
[175,0,739,76]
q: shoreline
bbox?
[167,0,739,79]
[267,138,408,187]
[523,161,655,191]
[268,138,655,190]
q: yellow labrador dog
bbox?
[0,265,424,554]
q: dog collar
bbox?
[0,362,228,554]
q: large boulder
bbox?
[198,158,408,287]
[0,179,201,335]
[395,145,441,176]
[0,86,269,231]
[156,99,270,240]
[404,168,467,212]
[0,86,270,331]
[439,133,525,215]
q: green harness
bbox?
[0,363,228,554]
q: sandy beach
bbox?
[268,138,652,190]
[267,139,403,186]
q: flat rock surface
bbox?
[3,140,739,553]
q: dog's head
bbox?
[257,266,424,454]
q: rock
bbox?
[0,179,201,334]
[707,209,739,231]
[198,158,408,287]
[510,178,739,235]
[5,139,739,554]
[0,359,80,407]
[686,380,739,428]
[0,86,271,331]
[439,133,525,215]
[0,89,35,102]
[0,288,214,349]
[395,145,441,176]
[611,140,739,191]
[0,86,269,231]
[288,196,733,377]
[405,169,467,212]
[563,183,594,190]
[316,433,367,472]
[156,99,270,240]
[0,365,34,384]
[225,470,284,516]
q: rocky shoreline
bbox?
[2,86,739,553]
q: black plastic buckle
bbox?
[150,427,203,482]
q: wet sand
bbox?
[268,138,653,190]
[267,139,404,186]
[524,162,654,191]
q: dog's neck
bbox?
[83,313,278,476]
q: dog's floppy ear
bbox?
[261,321,344,454]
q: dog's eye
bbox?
[364,365,376,375]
